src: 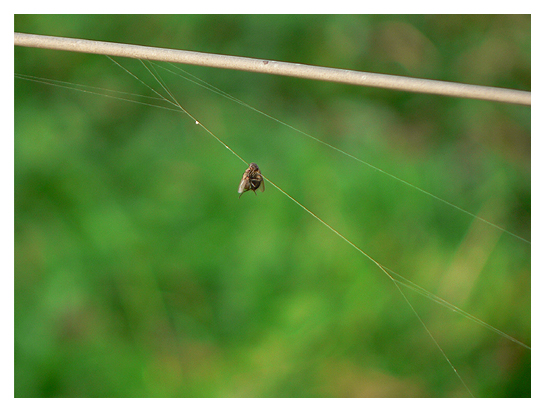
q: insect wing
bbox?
[238,176,250,194]
[259,178,265,192]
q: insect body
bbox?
[238,163,265,198]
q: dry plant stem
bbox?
[15,32,530,106]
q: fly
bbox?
[238,163,265,198]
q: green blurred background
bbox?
[14,15,530,397]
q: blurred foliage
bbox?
[14,15,530,397]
